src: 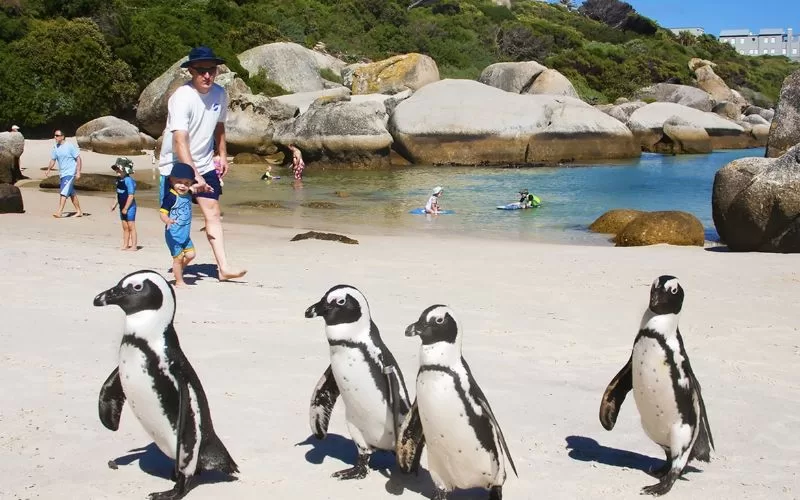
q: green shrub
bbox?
[319,67,343,84]
[248,69,290,97]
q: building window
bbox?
[794,48,798,55]
[770,49,775,54]
[740,38,745,44]
[783,49,787,55]
[771,37,776,43]
[763,49,768,54]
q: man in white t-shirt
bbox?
[160,46,246,281]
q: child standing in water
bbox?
[109,158,138,250]
[288,144,305,180]
[159,163,199,287]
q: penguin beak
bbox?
[94,285,125,307]
[405,321,422,337]
[305,301,322,318]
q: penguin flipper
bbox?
[98,367,126,431]
[599,355,633,431]
[396,400,425,474]
[478,396,518,478]
[688,371,715,462]
[310,365,340,439]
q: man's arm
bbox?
[45,159,55,176]
[213,122,229,177]
[173,130,210,191]
[75,154,82,179]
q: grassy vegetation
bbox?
[0,0,796,131]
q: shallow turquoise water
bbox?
[204,148,765,245]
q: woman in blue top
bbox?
[110,158,138,251]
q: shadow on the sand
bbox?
[111,442,237,488]
[296,433,440,497]
[565,436,699,477]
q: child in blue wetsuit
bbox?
[159,162,199,287]
[110,158,138,250]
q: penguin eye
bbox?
[670,287,677,295]
[336,298,346,306]
[434,317,444,325]
[133,283,143,292]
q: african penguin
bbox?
[599,275,714,496]
[305,284,411,480]
[94,270,238,500]
[397,305,517,500]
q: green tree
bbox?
[0,18,137,128]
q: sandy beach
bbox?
[2,139,799,499]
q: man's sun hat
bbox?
[180,46,225,68]
[433,186,443,195]
[10,125,19,131]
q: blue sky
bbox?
[621,0,799,37]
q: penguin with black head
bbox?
[94,270,238,500]
[305,284,411,480]
[599,275,714,496]
[397,305,517,500]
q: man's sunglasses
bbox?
[191,66,218,76]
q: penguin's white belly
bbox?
[119,344,177,459]
[632,338,681,447]
[330,347,393,450]
[417,370,498,490]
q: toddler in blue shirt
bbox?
[159,162,200,287]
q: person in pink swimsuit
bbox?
[289,144,305,180]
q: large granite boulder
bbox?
[589,209,645,234]
[712,101,742,120]
[40,173,153,192]
[76,116,155,155]
[527,68,579,98]
[765,69,800,159]
[350,53,439,95]
[274,87,351,115]
[661,116,712,154]
[627,102,750,151]
[744,105,774,122]
[712,144,800,252]
[0,150,15,184]
[135,61,246,137]
[0,183,23,213]
[689,58,748,111]
[272,96,394,169]
[389,79,638,165]
[603,101,647,124]
[0,131,24,183]
[238,42,346,94]
[633,83,714,111]
[478,61,547,93]
[742,114,769,126]
[226,94,298,155]
[615,211,705,247]
[479,62,578,98]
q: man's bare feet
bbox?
[173,281,188,288]
[52,213,63,218]
[74,212,83,217]
[120,246,129,251]
[219,269,247,281]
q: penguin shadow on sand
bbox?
[110,442,236,489]
[296,434,439,498]
[565,436,699,478]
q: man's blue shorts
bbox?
[194,170,222,201]
[59,176,76,197]
[119,205,137,222]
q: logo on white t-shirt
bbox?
[212,103,220,111]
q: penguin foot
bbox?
[331,453,369,480]
[488,485,503,500]
[640,473,678,496]
[148,474,187,500]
